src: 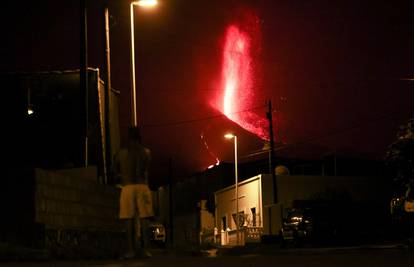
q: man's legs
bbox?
[135,185,154,258]
[139,218,152,257]
[120,218,136,259]
[119,185,137,259]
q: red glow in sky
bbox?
[213,17,269,140]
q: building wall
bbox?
[276,175,389,207]
[200,200,215,231]
[261,174,274,206]
[215,175,264,231]
[215,174,390,237]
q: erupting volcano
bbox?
[212,13,269,141]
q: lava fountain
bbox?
[213,14,269,140]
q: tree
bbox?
[385,119,414,195]
[386,119,414,242]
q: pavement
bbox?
[0,239,409,263]
[2,246,413,267]
[214,240,409,256]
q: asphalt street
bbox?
[1,244,413,267]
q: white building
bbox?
[214,173,388,245]
[214,174,275,244]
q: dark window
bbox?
[251,208,256,226]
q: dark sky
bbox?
[2,0,414,184]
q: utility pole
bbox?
[80,0,89,167]
[266,100,278,203]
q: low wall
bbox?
[34,167,124,258]
[0,167,125,259]
[35,168,122,231]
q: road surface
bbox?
[1,245,413,267]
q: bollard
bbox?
[226,227,231,245]
[220,229,226,245]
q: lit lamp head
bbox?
[27,105,34,115]
[133,0,158,7]
[224,133,236,139]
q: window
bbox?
[222,216,227,230]
[251,207,256,226]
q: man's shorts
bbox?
[119,184,154,219]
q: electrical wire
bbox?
[142,104,267,127]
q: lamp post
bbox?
[130,0,158,127]
[80,0,89,167]
[225,133,239,246]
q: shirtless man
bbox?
[116,127,153,259]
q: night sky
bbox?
[2,0,414,185]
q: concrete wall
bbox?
[215,174,390,238]
[215,175,265,231]
[261,174,274,207]
[276,175,389,208]
[34,167,124,258]
[200,200,215,231]
[262,203,283,235]
[35,167,122,231]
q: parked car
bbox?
[148,222,166,247]
[280,208,311,247]
[390,189,414,239]
[403,187,414,213]
[280,204,337,247]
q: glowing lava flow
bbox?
[214,22,269,140]
[201,132,220,169]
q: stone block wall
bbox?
[35,168,122,232]
[33,167,124,258]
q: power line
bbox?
[242,107,414,159]
[276,108,414,152]
[142,104,266,127]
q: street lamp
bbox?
[130,0,158,126]
[225,133,239,246]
